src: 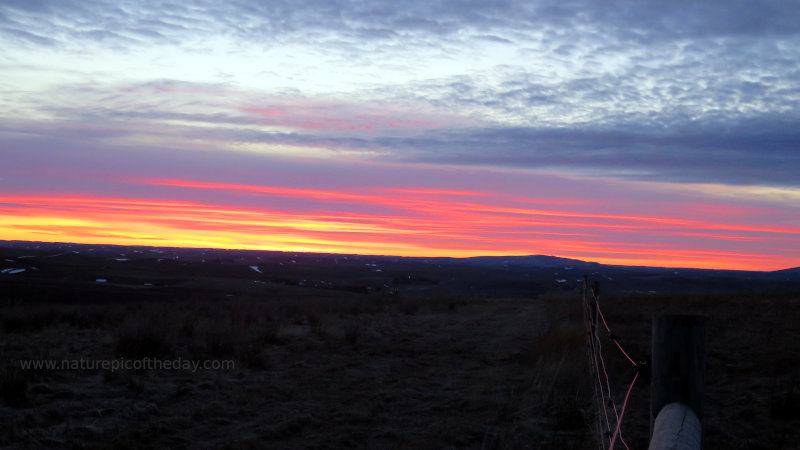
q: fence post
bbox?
[592,286,603,446]
[649,314,706,449]
[582,276,605,449]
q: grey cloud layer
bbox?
[4,91,798,188]
[4,1,799,49]
[2,1,799,188]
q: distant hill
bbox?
[460,254,601,269]
[1,240,799,298]
[769,266,800,280]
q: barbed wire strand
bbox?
[585,297,615,447]
[582,283,609,448]
[582,278,639,450]
[590,294,619,446]
[594,324,630,450]
[592,333,614,442]
[593,293,638,368]
[592,285,636,450]
[609,372,639,449]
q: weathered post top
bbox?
[648,402,702,450]
[651,314,707,421]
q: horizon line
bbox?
[2,238,796,274]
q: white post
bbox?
[648,402,702,450]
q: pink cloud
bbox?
[240,103,440,131]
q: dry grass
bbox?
[1,367,29,408]
[1,288,797,448]
[0,292,595,449]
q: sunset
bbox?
[2,1,799,271]
[2,3,800,448]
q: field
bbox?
[1,242,799,448]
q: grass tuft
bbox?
[1,366,29,407]
[343,325,362,346]
[115,321,172,359]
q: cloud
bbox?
[0,26,57,46]
[2,68,799,190]
[397,121,800,187]
[2,1,799,190]
[3,1,799,51]
[5,101,798,190]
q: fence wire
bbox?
[582,276,640,450]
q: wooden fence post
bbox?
[582,276,606,449]
[649,314,707,449]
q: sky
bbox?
[1,0,799,271]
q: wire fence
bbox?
[581,276,641,450]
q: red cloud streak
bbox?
[1,183,799,271]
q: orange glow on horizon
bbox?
[133,177,800,234]
[1,189,798,272]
